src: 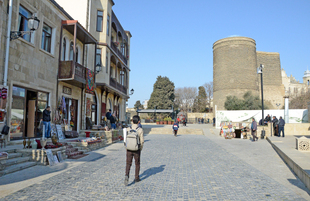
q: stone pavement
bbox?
[0,125,309,200]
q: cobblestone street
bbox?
[0,128,309,200]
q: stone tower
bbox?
[213,37,259,110]
[303,69,310,86]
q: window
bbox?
[107,15,110,35]
[106,52,109,73]
[76,47,79,63]
[41,23,52,52]
[96,11,103,32]
[69,42,74,60]
[96,49,102,66]
[18,5,32,42]
[62,38,66,60]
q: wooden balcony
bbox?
[58,61,87,87]
[111,42,127,65]
[110,78,127,94]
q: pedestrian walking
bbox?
[251,118,258,142]
[42,106,51,138]
[278,116,285,137]
[198,118,201,124]
[172,121,179,137]
[177,117,180,124]
[124,115,144,186]
[201,118,204,124]
[110,113,116,129]
[183,118,187,126]
[272,116,279,136]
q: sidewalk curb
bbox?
[266,137,310,192]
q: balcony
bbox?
[110,78,127,94]
[111,42,127,65]
[58,61,88,87]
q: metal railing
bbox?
[111,42,127,65]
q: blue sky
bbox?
[113,0,310,108]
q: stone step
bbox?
[66,151,83,157]
[0,156,30,167]
[0,161,37,177]
[66,148,78,153]
[7,153,23,159]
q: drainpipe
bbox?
[4,0,13,87]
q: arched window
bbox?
[76,47,79,63]
[69,42,74,60]
[62,38,66,60]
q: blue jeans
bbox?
[43,121,51,138]
[111,123,116,129]
[278,126,284,137]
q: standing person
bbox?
[213,117,216,127]
[42,106,51,138]
[177,117,181,124]
[272,116,279,136]
[201,118,204,124]
[110,113,116,129]
[251,118,258,142]
[198,118,201,124]
[172,121,179,137]
[124,115,144,186]
[183,117,187,126]
[106,109,112,120]
[278,116,285,137]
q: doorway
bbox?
[10,86,49,140]
[63,97,78,131]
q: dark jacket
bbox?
[279,119,285,127]
[272,118,278,128]
[251,121,257,131]
[110,115,116,124]
[264,116,271,122]
[172,122,179,130]
[43,109,51,122]
[106,112,111,120]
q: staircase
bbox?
[0,150,37,177]
[65,144,87,159]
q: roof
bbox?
[136,109,173,113]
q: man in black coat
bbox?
[42,106,51,138]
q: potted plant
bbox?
[156,119,160,125]
[159,119,164,124]
[167,117,173,125]
[163,117,168,124]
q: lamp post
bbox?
[95,63,102,74]
[10,15,40,40]
[129,89,134,95]
[257,64,264,124]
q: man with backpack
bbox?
[172,121,179,137]
[124,115,144,186]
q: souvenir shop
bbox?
[220,121,251,139]
[9,86,49,140]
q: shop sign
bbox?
[63,86,72,95]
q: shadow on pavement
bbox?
[140,165,166,181]
[287,179,310,196]
[0,152,106,185]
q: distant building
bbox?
[282,69,310,98]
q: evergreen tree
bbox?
[193,86,207,112]
[148,76,175,111]
[134,100,142,110]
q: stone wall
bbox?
[256,52,285,108]
[213,37,259,110]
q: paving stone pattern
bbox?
[0,134,306,201]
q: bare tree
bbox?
[174,87,197,115]
[204,82,213,112]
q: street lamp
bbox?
[10,15,40,40]
[276,103,281,110]
[95,63,102,74]
[257,64,264,125]
[129,88,134,95]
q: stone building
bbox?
[0,0,83,140]
[56,0,132,125]
[213,36,285,110]
[282,68,310,98]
